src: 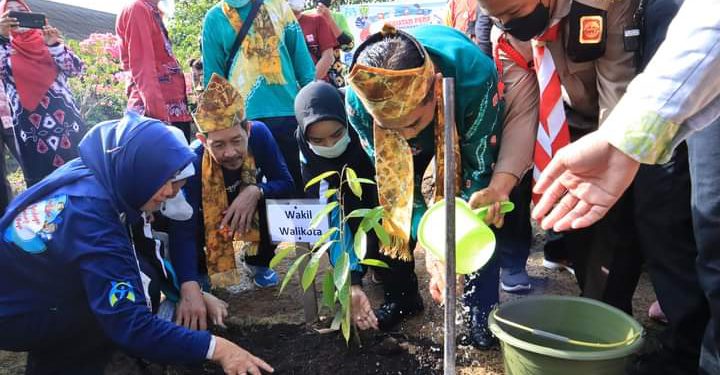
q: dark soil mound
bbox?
[177,324,443,375]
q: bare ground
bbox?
[0,245,660,375]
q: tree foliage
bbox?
[166,0,393,67]
[66,34,127,126]
[167,0,216,67]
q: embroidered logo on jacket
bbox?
[108,281,136,307]
[579,16,603,44]
[4,195,67,254]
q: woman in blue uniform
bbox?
[0,113,273,375]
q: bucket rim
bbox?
[488,295,645,361]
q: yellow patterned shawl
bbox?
[202,148,261,280]
[222,0,290,97]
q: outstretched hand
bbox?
[531,130,640,231]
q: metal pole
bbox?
[442,77,457,375]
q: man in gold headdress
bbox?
[346,24,510,349]
[168,73,295,315]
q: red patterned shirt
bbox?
[117,0,190,123]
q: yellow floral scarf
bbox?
[222,1,286,95]
[202,138,261,283]
[372,80,460,261]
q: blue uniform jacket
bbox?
[0,114,212,364]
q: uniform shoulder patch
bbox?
[108,281,137,307]
[4,195,68,254]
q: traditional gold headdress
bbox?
[348,24,435,126]
[193,73,245,133]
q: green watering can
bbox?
[418,198,514,274]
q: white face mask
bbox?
[160,190,193,221]
[308,129,351,159]
[288,0,305,11]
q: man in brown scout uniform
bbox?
[478,0,706,373]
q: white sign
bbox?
[266,199,330,244]
[339,0,447,49]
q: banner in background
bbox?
[339,0,447,48]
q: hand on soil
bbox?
[351,285,378,330]
[177,281,208,331]
[203,291,230,328]
[213,336,274,374]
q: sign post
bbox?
[266,199,331,324]
[442,78,457,375]
[295,242,319,324]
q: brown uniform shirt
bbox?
[492,0,639,179]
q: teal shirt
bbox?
[202,0,316,120]
[346,25,503,238]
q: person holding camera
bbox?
[0,0,86,188]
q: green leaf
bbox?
[345,208,371,220]
[341,304,351,343]
[311,228,339,250]
[353,178,376,185]
[315,240,335,256]
[278,253,308,296]
[310,201,339,229]
[373,223,392,247]
[333,252,350,291]
[360,206,384,232]
[305,171,338,191]
[353,229,367,260]
[323,188,339,199]
[330,309,343,330]
[269,244,296,269]
[301,241,335,291]
[322,271,336,309]
[345,168,362,199]
[360,258,390,269]
[301,251,323,292]
[338,277,350,309]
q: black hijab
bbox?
[294,81,377,207]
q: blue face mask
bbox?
[225,0,251,8]
[308,130,351,159]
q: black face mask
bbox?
[495,2,550,41]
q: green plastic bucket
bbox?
[489,296,645,375]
